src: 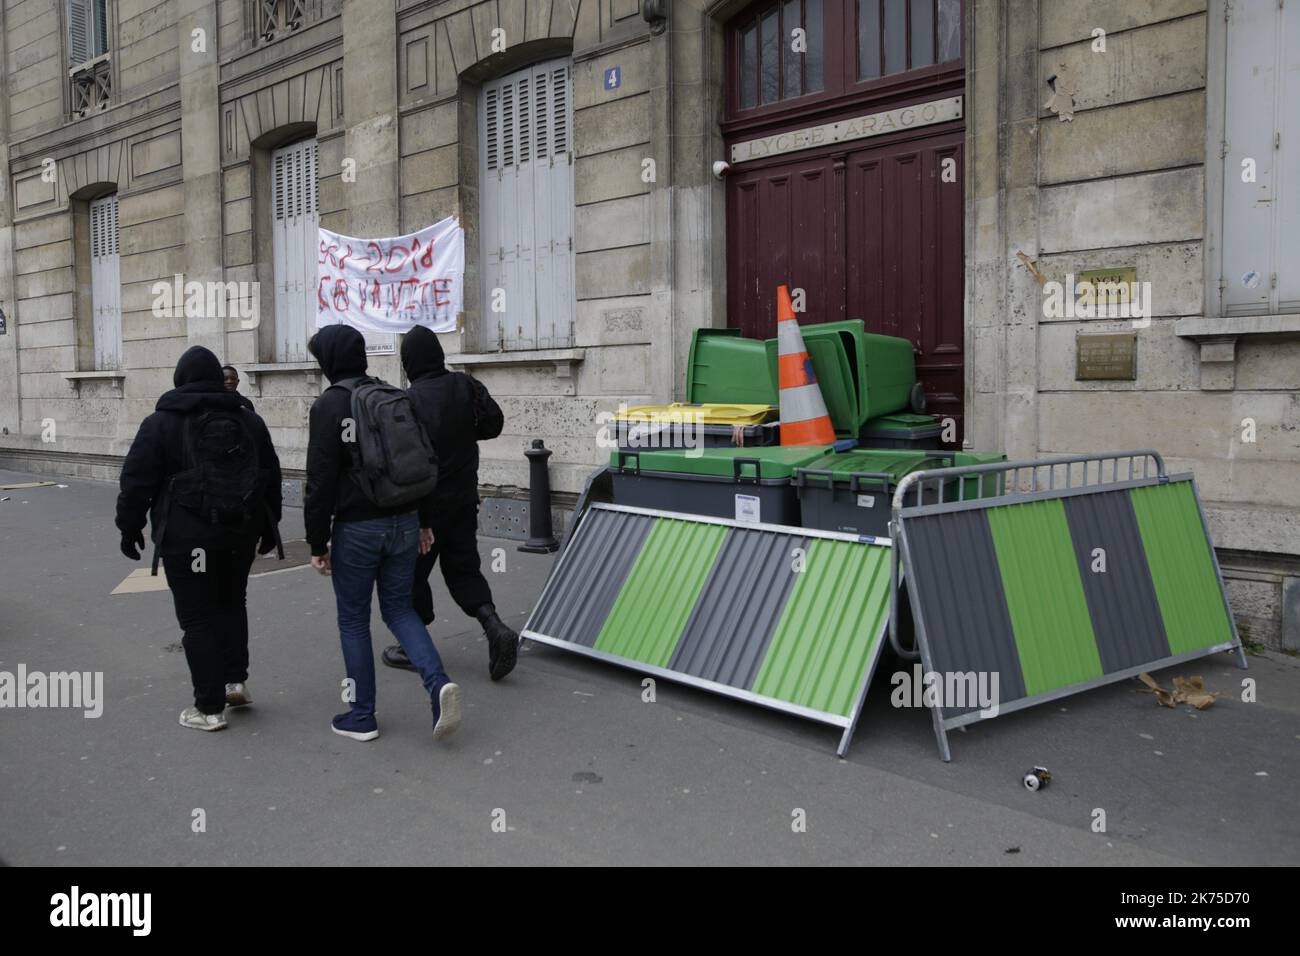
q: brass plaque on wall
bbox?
[1076,333,1137,381]
[1075,267,1137,310]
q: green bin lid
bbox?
[612,445,832,480]
[685,322,922,436]
[861,412,941,432]
[686,329,778,406]
[798,449,950,484]
[952,451,1008,467]
[763,334,859,438]
[805,322,917,425]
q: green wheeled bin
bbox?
[795,449,1010,536]
[609,445,833,525]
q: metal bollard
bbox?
[519,439,559,553]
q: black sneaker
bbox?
[381,644,416,671]
[331,711,379,742]
[479,608,519,682]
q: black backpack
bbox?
[334,376,439,509]
[152,408,278,573]
[467,374,504,441]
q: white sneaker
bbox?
[432,682,462,741]
[179,706,228,732]
[225,682,252,708]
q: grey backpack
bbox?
[333,376,439,509]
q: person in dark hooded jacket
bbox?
[305,324,462,743]
[115,345,282,732]
[378,325,516,682]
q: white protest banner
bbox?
[316,215,464,334]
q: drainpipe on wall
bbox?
[0,0,21,441]
[664,5,676,407]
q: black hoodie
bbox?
[401,326,502,507]
[115,346,282,553]
[304,325,423,554]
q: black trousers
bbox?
[412,502,493,626]
[162,542,256,715]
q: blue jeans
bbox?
[331,513,449,719]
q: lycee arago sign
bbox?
[730,96,963,164]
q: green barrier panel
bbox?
[1130,482,1235,657]
[593,519,726,667]
[752,537,891,716]
[523,503,892,756]
[895,459,1245,761]
[986,499,1102,696]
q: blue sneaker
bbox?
[431,682,462,740]
[332,711,379,741]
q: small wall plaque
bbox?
[1076,332,1137,381]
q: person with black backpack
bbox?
[304,324,461,743]
[116,346,283,732]
[379,325,517,682]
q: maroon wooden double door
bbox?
[727,129,964,438]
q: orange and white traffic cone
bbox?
[776,285,837,447]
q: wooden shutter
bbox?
[479,57,574,351]
[272,139,319,362]
[531,61,574,350]
[89,194,121,371]
[1278,7,1300,312]
[68,0,91,66]
[1221,1,1298,314]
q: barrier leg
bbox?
[930,708,952,762]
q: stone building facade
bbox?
[0,0,1296,647]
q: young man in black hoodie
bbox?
[380,325,517,682]
[116,346,282,731]
[305,324,461,742]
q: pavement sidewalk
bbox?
[1,468,1297,865]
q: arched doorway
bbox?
[723,0,966,438]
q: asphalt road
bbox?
[1,468,1296,865]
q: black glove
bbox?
[120,530,145,561]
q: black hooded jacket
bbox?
[115,346,282,554]
[401,325,503,508]
[304,324,427,555]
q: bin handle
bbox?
[848,471,892,494]
[795,468,835,492]
[615,450,641,475]
[732,457,763,483]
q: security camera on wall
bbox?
[712,160,731,180]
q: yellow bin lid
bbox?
[615,402,777,426]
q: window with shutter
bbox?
[272,139,319,363]
[89,194,121,372]
[67,0,112,115]
[1220,1,1299,315]
[67,0,110,65]
[479,57,575,352]
[272,137,392,361]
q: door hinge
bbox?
[1276,131,1282,149]
[1271,272,1278,289]
[1221,140,1231,158]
